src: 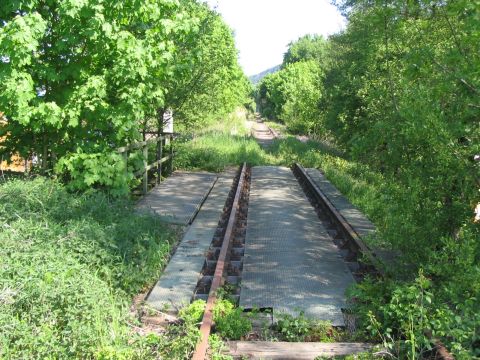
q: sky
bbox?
[205,0,346,76]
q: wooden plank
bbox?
[227,341,374,360]
[134,155,172,177]
[117,136,165,153]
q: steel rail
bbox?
[293,163,384,275]
[294,162,455,360]
[192,163,247,360]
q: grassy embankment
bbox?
[0,179,180,359]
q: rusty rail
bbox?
[267,124,280,138]
[293,163,455,360]
[293,163,384,275]
[192,163,247,360]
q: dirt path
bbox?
[249,117,276,148]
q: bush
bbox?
[275,312,311,342]
[350,273,479,359]
[256,61,323,134]
[208,334,233,360]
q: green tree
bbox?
[256,71,285,120]
[0,0,186,192]
[0,0,249,193]
[257,35,326,134]
[277,61,323,134]
[322,1,480,357]
[163,3,251,130]
[283,34,328,67]
[323,0,479,257]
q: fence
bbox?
[117,133,174,194]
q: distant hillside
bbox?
[249,65,281,84]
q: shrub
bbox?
[179,300,206,325]
[0,178,176,358]
[275,312,311,342]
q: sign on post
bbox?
[163,110,173,132]
[163,110,173,145]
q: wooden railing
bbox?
[117,133,174,194]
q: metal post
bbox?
[143,144,148,195]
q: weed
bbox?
[216,282,237,301]
[213,299,252,340]
[314,352,379,360]
[308,320,340,342]
[275,311,311,341]
[178,300,206,325]
[208,334,233,360]
[213,299,236,319]
[273,311,341,343]
[215,307,252,340]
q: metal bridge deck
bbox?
[136,171,217,225]
[239,166,354,326]
[146,170,235,310]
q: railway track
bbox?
[186,161,454,359]
[293,163,454,360]
[293,163,382,281]
[192,163,249,360]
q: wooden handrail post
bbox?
[123,151,128,178]
[116,132,175,195]
[156,109,165,185]
[143,144,148,195]
[158,136,163,184]
[41,134,48,175]
[169,134,174,173]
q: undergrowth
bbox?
[274,311,342,343]
[175,133,267,172]
[213,299,251,340]
[0,178,178,359]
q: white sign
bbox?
[163,110,173,133]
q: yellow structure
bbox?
[0,114,30,172]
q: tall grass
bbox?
[176,133,269,172]
[0,178,177,359]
